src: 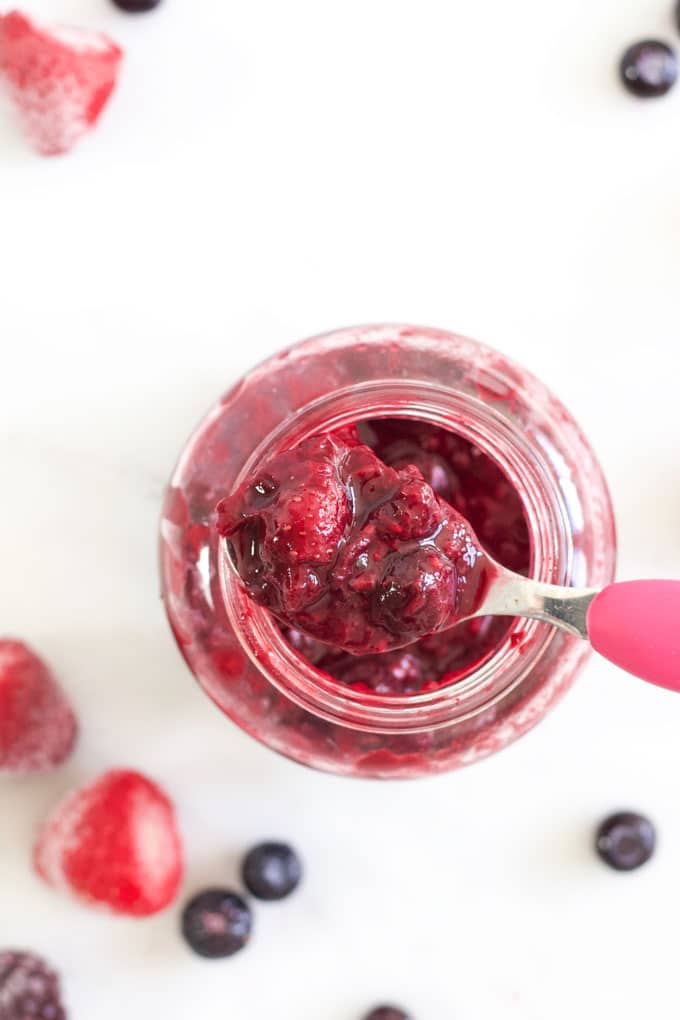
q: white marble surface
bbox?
[2,0,680,1017]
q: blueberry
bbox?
[241,842,302,901]
[111,0,162,11]
[362,1008,412,1020]
[620,40,677,97]
[596,812,656,871]
[181,889,252,958]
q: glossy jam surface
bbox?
[301,419,530,692]
[217,418,530,694]
[216,426,488,657]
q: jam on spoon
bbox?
[219,424,680,695]
[216,428,490,656]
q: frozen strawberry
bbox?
[0,10,122,156]
[34,769,184,917]
[0,639,77,773]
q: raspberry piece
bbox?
[0,10,122,155]
[34,769,184,917]
[0,950,67,1020]
[0,639,77,773]
[217,434,351,614]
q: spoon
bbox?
[223,528,680,691]
[474,566,680,693]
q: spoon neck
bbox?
[479,567,599,640]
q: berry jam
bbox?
[218,418,529,694]
[217,425,491,660]
[159,324,615,777]
[309,419,528,692]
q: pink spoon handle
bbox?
[587,580,680,691]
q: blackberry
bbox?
[0,950,66,1020]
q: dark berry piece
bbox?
[181,889,252,958]
[111,0,162,11]
[362,1007,412,1020]
[242,842,302,901]
[596,811,656,871]
[0,950,66,1020]
[620,40,677,97]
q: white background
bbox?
[2,0,680,1017]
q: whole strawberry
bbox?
[0,639,77,773]
[0,10,122,155]
[34,769,184,917]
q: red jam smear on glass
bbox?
[217,419,530,693]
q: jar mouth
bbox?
[218,378,574,734]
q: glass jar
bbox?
[159,324,616,778]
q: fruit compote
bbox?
[159,324,615,777]
[217,419,529,694]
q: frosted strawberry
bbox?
[0,10,122,156]
[34,769,184,917]
[0,639,77,773]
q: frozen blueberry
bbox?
[181,889,252,958]
[242,842,302,900]
[362,1008,412,1020]
[596,811,656,871]
[620,40,677,97]
[111,0,162,11]
[0,950,66,1020]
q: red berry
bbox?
[0,10,122,156]
[34,769,184,917]
[0,639,77,773]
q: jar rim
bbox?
[219,375,575,734]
